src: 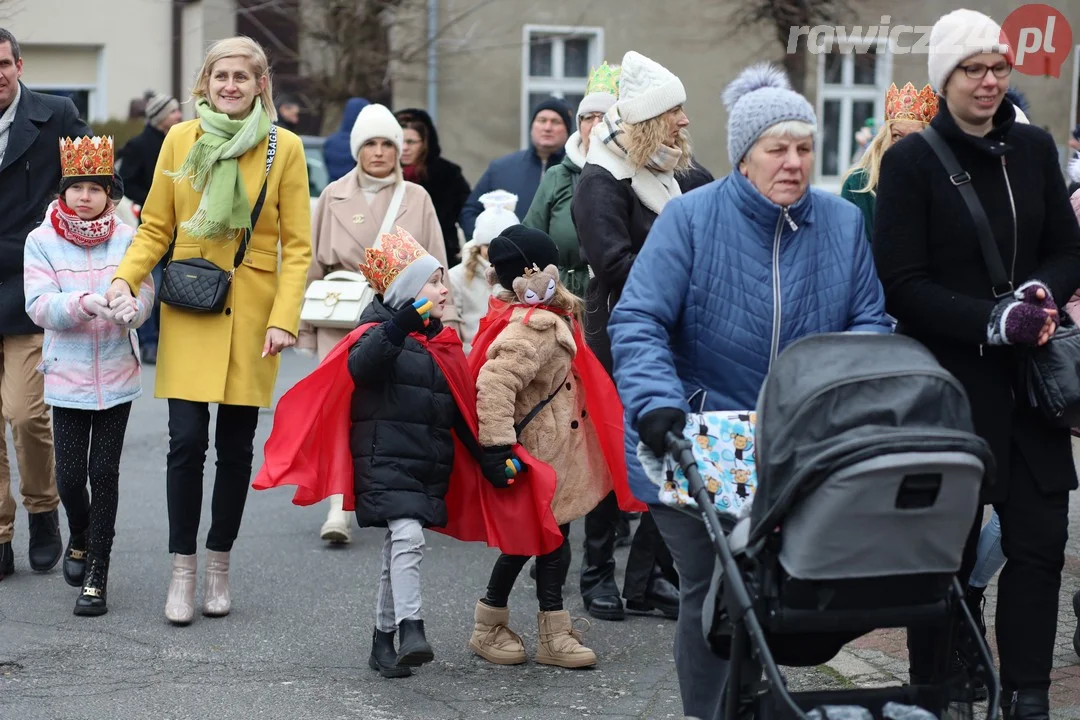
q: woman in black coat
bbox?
[395,108,471,264]
[873,22,1080,717]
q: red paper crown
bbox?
[358,226,429,294]
[885,83,938,124]
[59,136,114,178]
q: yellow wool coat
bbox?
[114,120,312,407]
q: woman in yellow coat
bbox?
[106,37,311,625]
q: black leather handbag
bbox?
[923,126,1080,427]
[159,125,277,313]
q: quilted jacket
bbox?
[609,169,892,503]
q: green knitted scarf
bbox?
[167,98,270,240]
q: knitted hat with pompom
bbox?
[722,63,817,167]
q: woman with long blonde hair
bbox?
[106,36,312,625]
[841,82,939,240]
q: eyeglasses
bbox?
[957,62,1012,80]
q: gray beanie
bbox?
[722,63,817,167]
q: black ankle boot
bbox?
[63,534,87,587]
[367,628,411,678]
[1005,689,1049,720]
[395,618,434,667]
[74,556,108,616]
[27,509,62,572]
[0,541,13,581]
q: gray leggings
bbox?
[651,504,730,720]
[375,518,425,632]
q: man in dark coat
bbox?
[0,28,91,580]
[117,91,181,364]
[873,10,1080,715]
[458,97,572,239]
[395,108,471,264]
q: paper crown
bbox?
[358,226,429,294]
[586,62,620,96]
[885,83,938,124]
[59,136,114,179]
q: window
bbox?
[815,40,892,192]
[34,89,91,121]
[521,25,604,147]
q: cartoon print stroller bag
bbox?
[643,333,1000,720]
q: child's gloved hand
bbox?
[480,445,522,489]
[79,293,112,320]
[392,298,433,336]
[987,299,1056,346]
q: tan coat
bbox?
[475,307,612,524]
[297,170,457,359]
[115,120,312,408]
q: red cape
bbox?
[470,298,646,514]
[252,321,565,556]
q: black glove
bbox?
[637,407,687,457]
[480,445,522,489]
[390,300,429,338]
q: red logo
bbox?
[1001,4,1073,77]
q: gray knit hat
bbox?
[722,63,817,167]
[144,92,179,127]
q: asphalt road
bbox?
[0,352,844,720]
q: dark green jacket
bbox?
[523,145,589,298]
[840,168,875,243]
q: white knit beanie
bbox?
[349,103,404,160]
[616,51,686,124]
[927,9,1011,94]
[471,190,519,246]
[578,92,617,119]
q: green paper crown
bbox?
[586,62,620,96]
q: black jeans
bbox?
[908,442,1069,691]
[53,403,132,561]
[580,491,678,602]
[485,525,570,611]
[166,400,260,555]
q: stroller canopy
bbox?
[750,333,992,540]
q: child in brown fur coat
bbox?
[466,225,634,669]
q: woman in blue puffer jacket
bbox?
[607,63,891,720]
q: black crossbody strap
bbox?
[921,126,1013,298]
[514,373,569,436]
[231,124,278,270]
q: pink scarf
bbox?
[50,199,117,248]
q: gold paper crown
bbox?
[358,226,430,295]
[59,136,114,179]
[885,83,938,124]
[585,62,620,96]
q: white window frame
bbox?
[520,24,604,148]
[24,45,107,122]
[814,38,892,193]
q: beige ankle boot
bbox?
[202,550,231,617]
[468,600,526,665]
[320,494,351,544]
[164,553,197,625]
[535,610,596,669]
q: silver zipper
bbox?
[769,210,797,368]
[1001,156,1017,284]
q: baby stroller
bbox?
[659,333,1000,720]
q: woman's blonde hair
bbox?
[463,244,486,285]
[623,112,693,172]
[191,36,277,121]
[841,119,924,195]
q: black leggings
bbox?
[485,525,570,611]
[53,403,132,561]
[166,400,260,555]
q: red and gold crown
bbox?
[885,83,938,124]
[358,226,430,294]
[59,136,114,179]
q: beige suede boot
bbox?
[468,600,526,665]
[202,550,231,617]
[535,610,596,669]
[164,553,197,625]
